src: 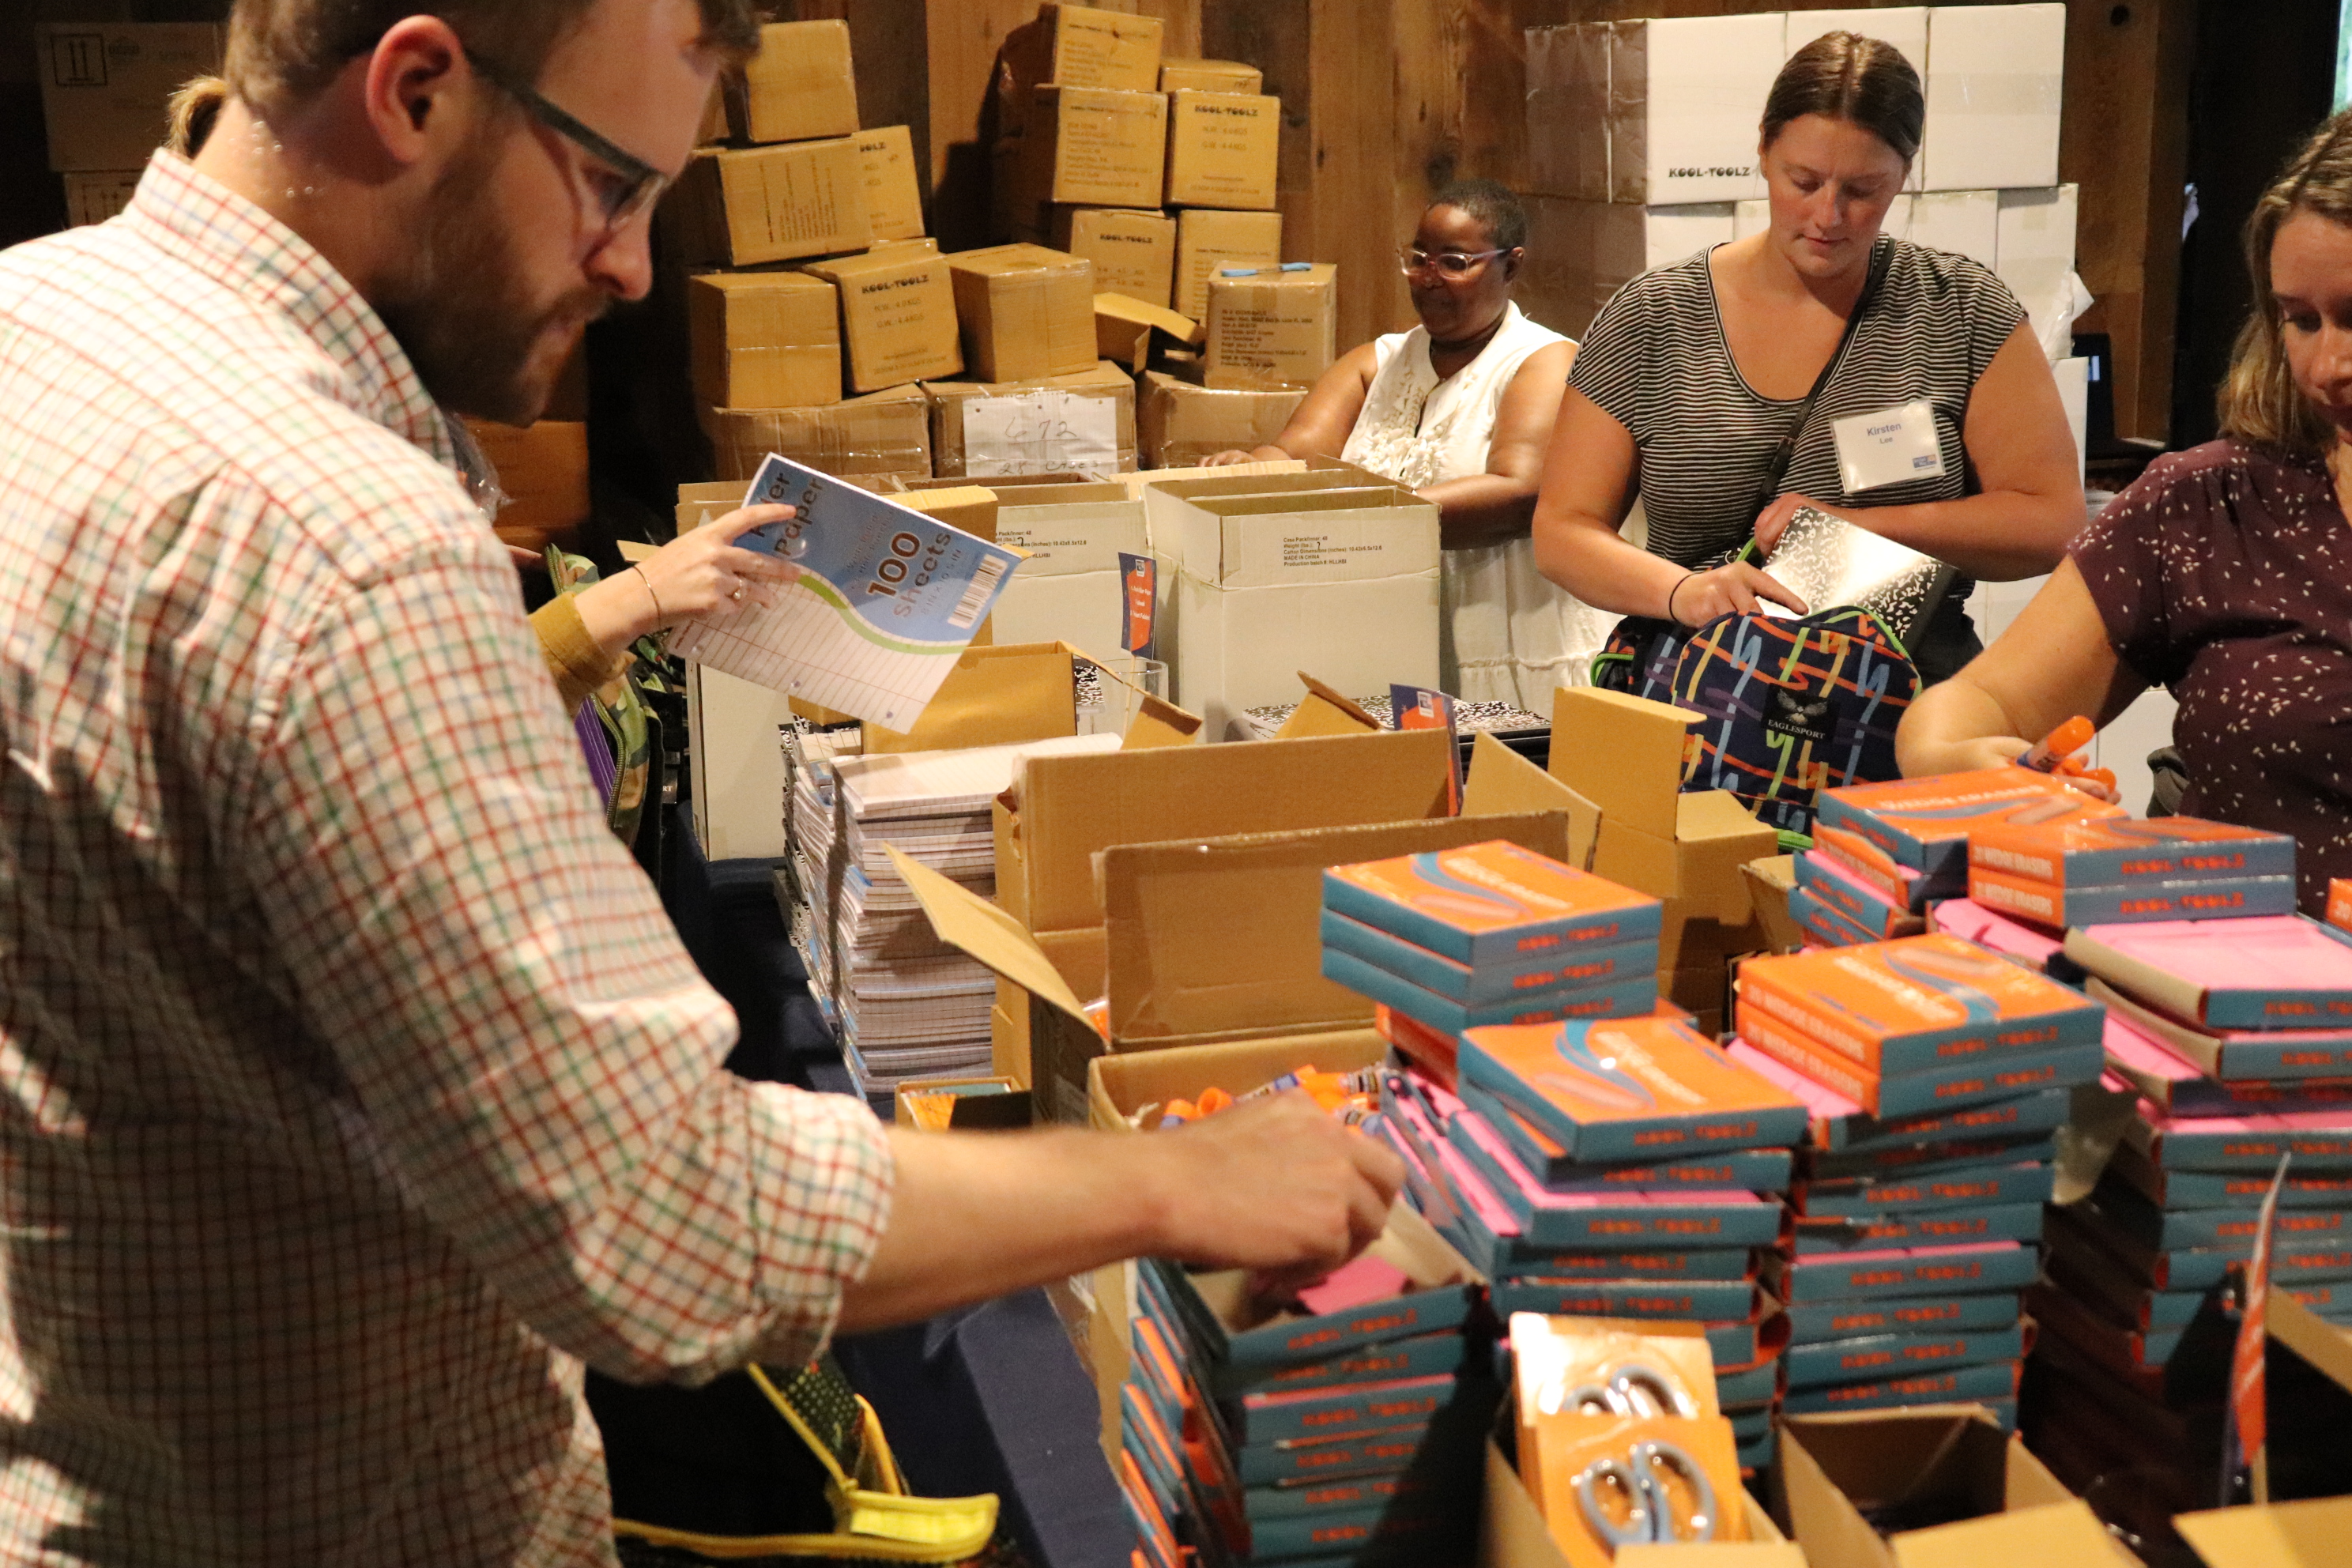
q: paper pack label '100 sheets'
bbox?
[666,454,1023,729]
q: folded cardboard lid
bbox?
[1463,731,1600,870]
[1096,291,1204,346]
[1779,1407,2082,1568]
[922,360,1135,400]
[2176,1495,2352,1567]
[1272,673,1381,739]
[1551,687,1698,842]
[1099,809,1573,1042]
[1889,1500,2136,1568]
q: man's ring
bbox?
[729,582,745,602]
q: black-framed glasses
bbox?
[465,47,668,238]
[1398,245,1509,280]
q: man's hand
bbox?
[1145,1096,1404,1279]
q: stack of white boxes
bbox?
[1521,5,2086,471]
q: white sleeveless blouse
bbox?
[1339,303,1615,707]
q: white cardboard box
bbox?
[2055,353,2089,477]
[688,664,796,862]
[988,483,1148,655]
[1150,486,1439,738]
[1904,188,1998,270]
[1519,199,1732,339]
[1996,183,2080,354]
[1921,4,2065,191]
[1791,9,1929,191]
[1644,203,1739,269]
[1609,13,1789,205]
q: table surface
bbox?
[657,812,1133,1568]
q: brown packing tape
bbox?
[699,384,933,482]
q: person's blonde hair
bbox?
[2219,110,2352,456]
[166,75,229,158]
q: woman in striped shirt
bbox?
[1528,30,2084,682]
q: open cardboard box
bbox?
[2168,1288,2352,1565]
[1775,1404,2141,1567]
[1550,688,1780,1020]
[897,790,1571,1123]
[860,639,1198,756]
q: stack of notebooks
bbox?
[1318,841,1664,1041]
[1118,1213,1492,1568]
[1728,933,2108,1426]
[2034,914,2352,1390]
[1965,815,2297,930]
[790,733,1121,1110]
[1374,1012,1807,1473]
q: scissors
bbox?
[1541,1363,1699,1420]
[1574,1438,1720,1547]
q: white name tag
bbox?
[1830,399,1947,495]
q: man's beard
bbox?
[374,136,608,426]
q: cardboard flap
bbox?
[2270,1283,2352,1393]
[1619,1549,1807,1567]
[1088,1028,1389,1131]
[1095,290,1204,346]
[1551,687,1698,842]
[1121,695,1203,749]
[1116,459,1308,498]
[1274,673,1382,740]
[1099,811,1570,1042]
[2176,1495,2352,1568]
[1741,855,1804,955]
[863,643,1076,754]
[885,846,1094,1024]
[1464,731,1602,869]
[1889,1500,2131,1568]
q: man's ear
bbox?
[361,14,473,168]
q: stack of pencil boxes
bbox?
[1317,841,1664,1055]
[1374,1013,1807,1475]
[1964,816,2297,930]
[1790,766,2127,949]
[1119,1205,1493,1567]
[1728,932,2106,1428]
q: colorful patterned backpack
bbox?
[1591,606,1918,842]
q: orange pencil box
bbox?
[1814,767,2125,880]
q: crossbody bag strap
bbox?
[1755,236,1895,512]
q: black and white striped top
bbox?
[1568,237,2027,570]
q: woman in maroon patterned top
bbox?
[1900,111,2352,914]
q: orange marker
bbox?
[2017,715,2094,773]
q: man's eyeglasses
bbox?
[1398,245,1510,280]
[465,47,668,239]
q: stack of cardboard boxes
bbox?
[1521,6,2090,458]
[32,21,222,228]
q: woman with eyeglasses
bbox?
[1202,180,1591,707]
[1529,31,2083,684]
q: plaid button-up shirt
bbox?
[0,153,892,1565]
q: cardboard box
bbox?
[1921,5,2064,191]
[1174,209,1284,321]
[1054,207,1178,310]
[1520,199,1735,340]
[945,243,1098,383]
[688,271,842,410]
[699,383,932,482]
[1775,1406,2128,1568]
[1204,264,1337,390]
[1137,369,1305,467]
[1796,9,1930,193]
[1008,4,1165,96]
[686,664,797,861]
[1150,478,1440,737]
[988,482,1148,653]
[1026,86,1170,210]
[462,418,589,550]
[1479,1433,1794,1568]
[688,138,871,266]
[1905,190,1998,270]
[925,361,1136,478]
[1525,25,1613,201]
[35,23,222,172]
[695,81,727,145]
[2177,1495,2352,1568]
[801,246,963,393]
[1095,293,1203,375]
[61,170,139,228]
[855,125,925,243]
[1609,14,1789,204]
[1995,183,2079,350]
[1164,90,1281,210]
[729,20,859,145]
[1160,58,1264,95]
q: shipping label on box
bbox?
[1055,207,1178,309]
[1204,265,1337,390]
[1526,25,1612,201]
[1033,86,1169,209]
[928,363,1136,478]
[1024,3,1165,93]
[707,137,871,265]
[804,248,963,394]
[946,243,1099,383]
[1609,13,1788,205]
[856,126,926,243]
[1921,4,2065,192]
[1164,91,1281,210]
[35,23,221,172]
[62,170,141,228]
[730,19,859,145]
[1137,370,1306,468]
[1174,208,1283,321]
[689,271,842,410]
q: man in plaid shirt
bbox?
[0,2,1402,1562]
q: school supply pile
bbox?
[1378,1010,1807,1474]
[1319,842,1664,1038]
[1728,933,2106,1427]
[1966,814,2297,931]
[1116,1206,1493,1568]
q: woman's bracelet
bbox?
[631,564,665,627]
[1665,570,1698,627]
